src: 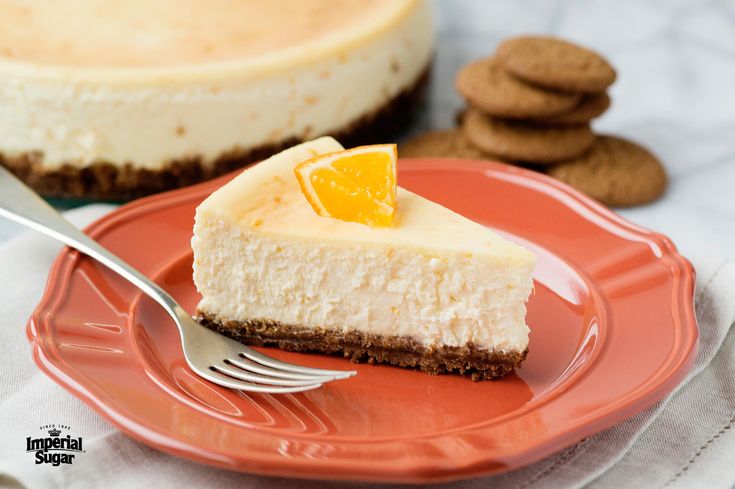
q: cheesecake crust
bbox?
[0,66,429,201]
[197,311,527,381]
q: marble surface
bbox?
[416,0,735,264]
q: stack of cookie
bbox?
[402,35,667,207]
[456,36,613,165]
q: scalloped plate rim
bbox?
[26,158,698,483]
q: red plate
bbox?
[28,159,697,483]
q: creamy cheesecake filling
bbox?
[193,219,533,352]
[0,0,433,170]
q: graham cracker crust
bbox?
[197,312,527,381]
[0,67,429,201]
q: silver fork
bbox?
[0,166,356,393]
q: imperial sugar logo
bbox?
[26,424,85,466]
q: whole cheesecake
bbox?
[192,138,536,380]
[0,0,433,200]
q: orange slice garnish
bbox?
[294,144,397,227]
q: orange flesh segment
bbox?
[294,145,397,227]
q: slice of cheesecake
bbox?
[192,138,536,380]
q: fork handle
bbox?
[0,166,187,321]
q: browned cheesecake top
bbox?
[0,0,410,68]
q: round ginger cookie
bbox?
[534,92,611,125]
[400,129,492,160]
[462,109,594,163]
[496,36,616,93]
[455,57,580,118]
[547,135,667,207]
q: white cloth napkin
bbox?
[0,207,733,489]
